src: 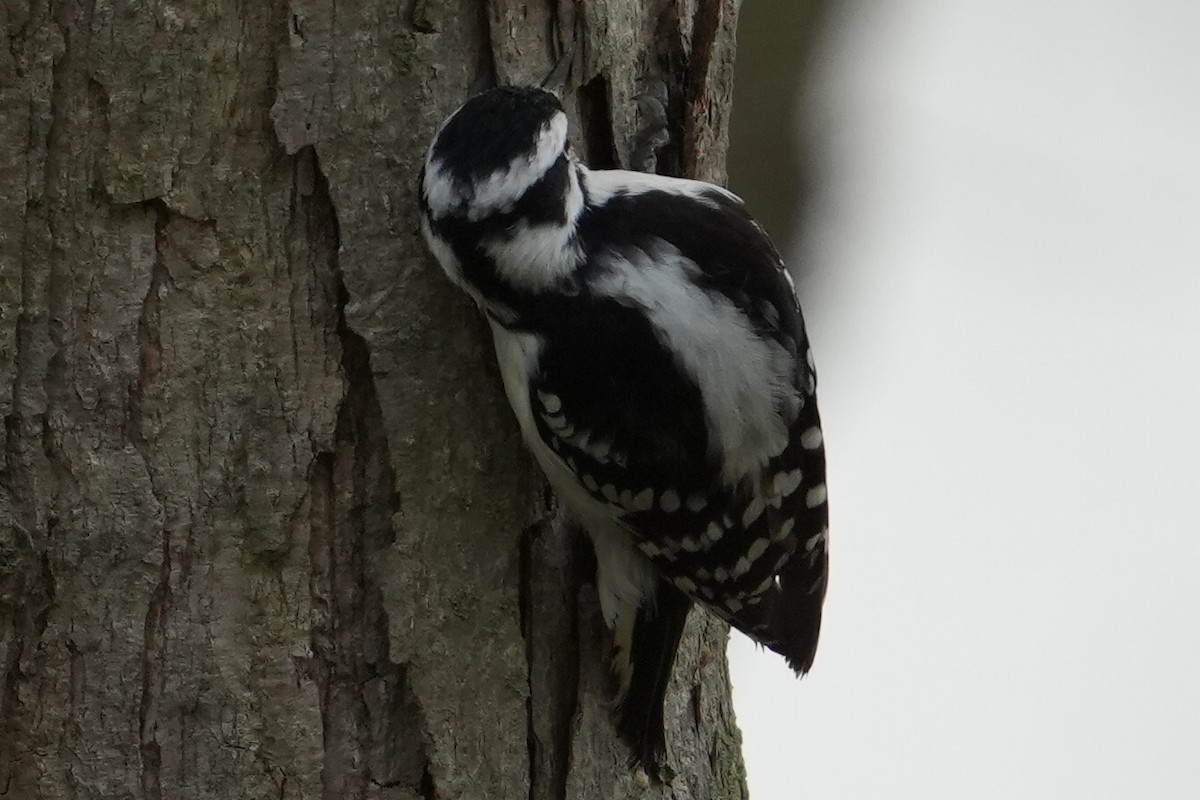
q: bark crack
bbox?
[137,519,171,800]
[681,0,725,176]
[133,198,176,800]
[302,147,432,799]
[522,510,584,800]
[578,75,617,170]
[0,545,55,793]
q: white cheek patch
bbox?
[480,166,584,291]
[483,221,580,290]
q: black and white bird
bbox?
[418,82,829,773]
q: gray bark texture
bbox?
[0,1,754,798]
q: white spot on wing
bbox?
[742,495,766,528]
[772,517,795,542]
[772,469,803,498]
[631,488,655,512]
[801,426,823,450]
[586,437,613,462]
[746,537,770,562]
[806,528,828,552]
[538,391,562,414]
[686,493,707,512]
[674,576,697,593]
[660,490,681,513]
[805,483,827,508]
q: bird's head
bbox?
[419,85,586,305]
[420,86,576,224]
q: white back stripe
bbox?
[591,244,791,484]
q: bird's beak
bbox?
[541,44,575,98]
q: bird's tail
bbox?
[768,543,828,674]
[722,528,828,675]
[611,578,693,778]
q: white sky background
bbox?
[728,2,1200,798]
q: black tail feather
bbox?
[769,587,823,674]
[771,544,828,674]
[613,579,693,778]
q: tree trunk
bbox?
[0,1,751,798]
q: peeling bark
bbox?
[0,0,765,798]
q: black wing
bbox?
[529,182,829,672]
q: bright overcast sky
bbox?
[729,2,1200,798]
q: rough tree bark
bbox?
[0,1,756,798]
